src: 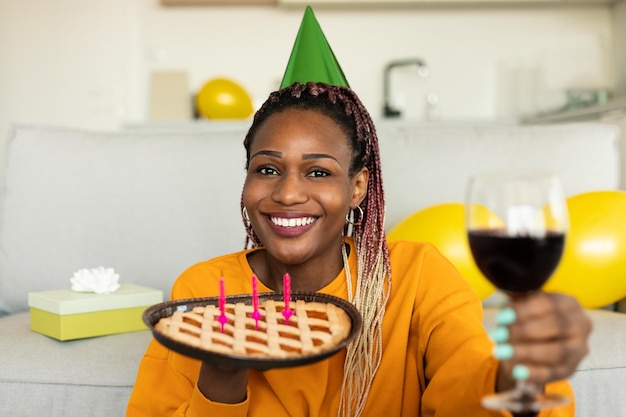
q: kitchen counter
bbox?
[524,95,626,124]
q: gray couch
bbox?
[1,121,625,416]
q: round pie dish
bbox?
[143,291,362,371]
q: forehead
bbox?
[251,108,352,154]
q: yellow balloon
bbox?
[196,78,254,119]
[545,190,626,308]
[388,203,496,300]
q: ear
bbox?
[351,167,369,207]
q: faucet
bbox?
[383,58,429,118]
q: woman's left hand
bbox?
[494,291,592,392]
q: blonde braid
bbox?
[338,96,391,416]
[339,243,390,417]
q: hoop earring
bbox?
[242,206,250,222]
[345,206,364,226]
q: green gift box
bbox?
[28,284,163,341]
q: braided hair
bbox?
[241,82,391,417]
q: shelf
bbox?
[161,0,277,5]
[160,0,622,5]
[278,0,622,6]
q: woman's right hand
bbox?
[198,362,249,404]
[494,291,591,392]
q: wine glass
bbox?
[465,170,569,413]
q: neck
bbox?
[248,240,347,292]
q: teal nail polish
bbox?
[513,364,530,381]
[489,326,510,344]
[496,308,517,325]
[493,344,514,360]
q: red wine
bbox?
[468,229,565,295]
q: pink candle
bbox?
[282,273,294,323]
[217,277,228,333]
[251,274,261,329]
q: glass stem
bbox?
[513,380,541,415]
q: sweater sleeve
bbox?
[413,244,575,417]
[126,262,251,417]
[126,338,251,417]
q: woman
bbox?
[126,81,591,417]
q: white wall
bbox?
[136,2,614,122]
[0,0,133,131]
[0,0,616,144]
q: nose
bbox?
[272,171,307,205]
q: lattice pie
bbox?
[154,299,352,358]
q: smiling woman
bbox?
[126,81,588,417]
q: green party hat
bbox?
[280,6,350,89]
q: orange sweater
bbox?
[127,239,574,417]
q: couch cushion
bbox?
[0,124,249,314]
[0,312,151,416]
[1,308,623,417]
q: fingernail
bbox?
[496,308,517,325]
[513,364,530,381]
[488,326,509,343]
[493,344,514,360]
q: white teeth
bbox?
[270,216,316,228]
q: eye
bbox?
[306,168,331,178]
[258,166,280,176]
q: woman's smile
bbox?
[266,214,318,237]
[268,215,317,228]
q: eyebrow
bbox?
[250,150,281,160]
[303,153,340,163]
[250,150,340,164]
